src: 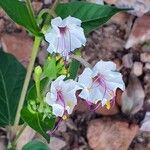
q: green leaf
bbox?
[0,51,26,126]
[43,57,57,79]
[68,60,80,80]
[56,2,124,33]
[22,140,50,150]
[21,107,55,142]
[0,0,40,35]
[27,77,48,101]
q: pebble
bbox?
[1,33,33,67]
[132,62,143,76]
[87,118,139,150]
[44,0,52,5]
[141,53,150,63]
[122,53,133,68]
[32,1,43,14]
[145,63,150,70]
[0,19,5,33]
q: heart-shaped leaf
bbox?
[55,2,125,33]
[0,0,40,35]
[22,140,50,150]
[21,107,55,142]
[0,51,26,126]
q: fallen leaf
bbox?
[121,73,145,115]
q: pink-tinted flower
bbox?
[78,60,125,108]
[45,16,86,57]
[46,75,80,117]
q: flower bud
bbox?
[34,66,42,82]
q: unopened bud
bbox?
[34,66,42,82]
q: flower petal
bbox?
[63,16,81,26]
[93,60,116,75]
[69,25,86,46]
[52,104,64,117]
[78,68,93,88]
[45,92,57,105]
[51,17,62,27]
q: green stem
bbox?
[35,79,42,102]
[26,0,38,30]
[51,0,60,11]
[48,0,59,18]
[14,36,42,126]
[70,54,92,68]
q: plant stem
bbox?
[14,36,42,126]
[35,77,43,102]
[51,0,60,10]
[26,0,38,30]
[70,54,92,68]
[48,0,59,18]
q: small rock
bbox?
[32,2,43,14]
[122,53,133,68]
[87,0,104,4]
[66,119,77,131]
[57,121,67,133]
[0,19,5,33]
[144,98,150,111]
[104,0,117,4]
[87,118,139,150]
[0,137,7,150]
[110,12,130,26]
[0,8,6,18]
[125,15,150,49]
[16,126,36,150]
[1,33,33,67]
[132,62,143,76]
[38,49,48,65]
[142,44,150,52]
[145,63,150,70]
[44,0,52,5]
[113,58,123,71]
[140,112,150,132]
[49,137,66,150]
[140,53,150,63]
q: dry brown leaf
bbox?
[121,73,145,115]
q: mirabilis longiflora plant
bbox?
[43,16,125,133]
[0,0,129,148]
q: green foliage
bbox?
[22,77,55,142]
[22,140,50,150]
[43,56,57,79]
[68,60,80,80]
[26,77,48,101]
[56,1,124,33]
[0,51,26,126]
[21,107,55,142]
[0,0,40,35]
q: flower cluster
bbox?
[45,61,125,118]
[44,16,125,120]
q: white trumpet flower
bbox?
[45,16,86,57]
[78,60,125,108]
[46,75,80,117]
